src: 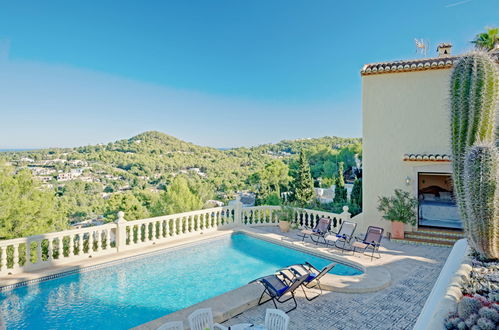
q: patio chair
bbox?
[156,321,184,330]
[352,226,384,261]
[280,261,336,300]
[265,308,290,330]
[297,217,331,245]
[324,221,357,252]
[255,272,308,313]
[187,308,228,330]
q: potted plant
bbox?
[377,189,417,239]
[274,205,295,233]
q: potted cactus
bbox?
[377,189,417,239]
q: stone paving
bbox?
[222,227,451,330]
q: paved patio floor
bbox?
[222,227,451,330]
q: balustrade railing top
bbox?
[0,203,349,276]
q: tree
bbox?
[104,192,149,222]
[350,178,362,208]
[293,151,315,206]
[333,162,348,203]
[153,176,203,215]
[472,27,499,51]
[0,164,67,239]
[250,159,291,205]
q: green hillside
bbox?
[0,131,362,238]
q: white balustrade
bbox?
[0,203,348,276]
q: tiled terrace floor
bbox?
[222,227,452,330]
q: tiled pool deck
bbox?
[222,227,451,330]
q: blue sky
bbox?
[0,0,497,148]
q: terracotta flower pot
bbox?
[391,221,405,239]
[279,220,290,233]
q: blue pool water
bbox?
[0,233,361,329]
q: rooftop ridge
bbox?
[361,51,499,76]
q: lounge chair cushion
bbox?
[324,234,339,242]
[352,241,367,249]
[261,276,288,296]
[290,265,317,282]
[301,229,315,235]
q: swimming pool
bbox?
[0,232,361,329]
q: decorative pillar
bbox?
[115,211,127,252]
[233,195,243,226]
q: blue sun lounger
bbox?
[252,272,308,313]
[279,262,336,301]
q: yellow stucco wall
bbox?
[361,69,454,235]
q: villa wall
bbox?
[361,68,453,235]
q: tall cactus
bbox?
[450,52,499,258]
[450,51,499,238]
[463,143,499,259]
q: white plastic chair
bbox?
[187,308,228,330]
[265,308,289,330]
[156,321,184,330]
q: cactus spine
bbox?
[449,51,499,259]
[463,143,499,259]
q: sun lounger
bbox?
[297,217,331,245]
[253,272,308,313]
[352,226,384,261]
[324,221,357,252]
[280,262,336,300]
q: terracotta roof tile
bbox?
[361,51,499,76]
[403,153,451,162]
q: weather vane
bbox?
[415,38,429,57]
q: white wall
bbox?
[361,69,453,234]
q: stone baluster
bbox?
[78,234,84,255]
[195,215,200,231]
[137,224,142,243]
[25,240,31,265]
[165,219,170,237]
[145,223,150,241]
[47,239,53,261]
[172,218,177,236]
[151,221,157,241]
[13,244,19,269]
[69,235,75,257]
[205,213,209,229]
[58,237,64,259]
[96,230,102,252]
[158,220,164,239]
[181,217,185,234]
[36,240,42,263]
[105,229,110,250]
[88,231,94,253]
[1,246,6,271]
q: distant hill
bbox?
[1,131,361,194]
[0,131,361,226]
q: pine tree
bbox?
[293,151,315,206]
[333,162,348,203]
[350,178,362,208]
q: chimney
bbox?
[437,43,452,57]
